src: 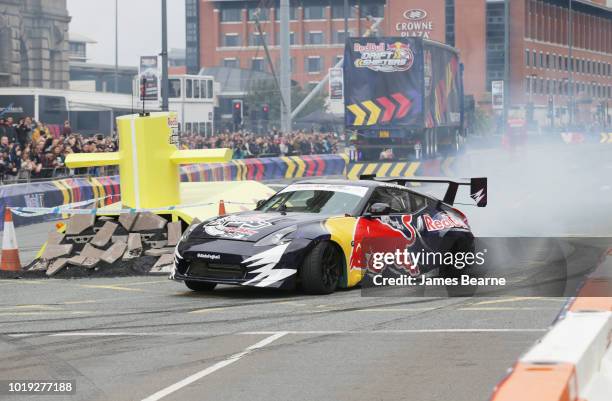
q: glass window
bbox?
[304,5,325,20]
[249,32,267,46]
[186,79,193,98]
[306,31,324,45]
[248,7,269,21]
[193,79,200,98]
[275,31,295,45]
[334,31,348,44]
[259,188,364,215]
[207,80,213,98]
[367,188,411,214]
[251,59,265,72]
[169,79,181,98]
[199,122,206,135]
[274,6,297,20]
[525,50,530,67]
[306,57,322,73]
[221,7,242,22]
[223,34,240,47]
[185,122,192,132]
[200,80,206,98]
[223,58,238,68]
[331,4,357,19]
[360,4,384,18]
[410,193,427,212]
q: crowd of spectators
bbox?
[0,117,117,183]
[180,129,343,158]
[0,117,342,184]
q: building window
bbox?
[220,7,242,22]
[223,58,238,68]
[333,30,350,44]
[249,32,268,46]
[248,7,269,21]
[223,34,240,47]
[306,56,322,73]
[193,79,200,98]
[525,50,530,67]
[360,3,384,18]
[207,80,213,98]
[306,31,324,45]
[304,5,325,20]
[331,3,357,19]
[275,31,295,46]
[169,78,181,98]
[69,42,86,59]
[445,0,455,46]
[274,6,297,20]
[186,79,193,98]
[251,58,265,72]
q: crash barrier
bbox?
[490,247,612,401]
[0,176,120,231]
[180,154,350,182]
[1,154,457,230]
[560,132,612,144]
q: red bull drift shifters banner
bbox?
[344,37,424,129]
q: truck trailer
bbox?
[344,37,465,161]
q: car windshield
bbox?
[258,184,368,215]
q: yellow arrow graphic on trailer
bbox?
[348,104,366,126]
[601,133,612,143]
[362,100,381,125]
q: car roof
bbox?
[293,178,382,188]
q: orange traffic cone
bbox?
[1,208,21,271]
[218,200,226,216]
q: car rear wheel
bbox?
[301,242,342,294]
[185,280,217,292]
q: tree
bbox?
[244,78,327,129]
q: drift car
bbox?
[171,176,487,294]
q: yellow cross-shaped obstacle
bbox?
[65,112,232,209]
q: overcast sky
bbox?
[67,0,185,66]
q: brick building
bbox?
[187,0,612,126]
[0,0,71,89]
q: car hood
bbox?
[188,211,325,242]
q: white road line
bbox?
[40,328,547,338]
[140,332,287,401]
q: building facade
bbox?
[0,0,71,89]
[188,0,612,126]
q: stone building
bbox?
[0,0,71,89]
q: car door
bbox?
[351,187,419,274]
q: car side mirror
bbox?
[256,199,267,209]
[366,202,391,217]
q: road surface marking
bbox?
[470,297,564,306]
[188,307,228,314]
[140,332,288,401]
[78,284,147,292]
[458,307,558,311]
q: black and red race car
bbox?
[171,176,487,294]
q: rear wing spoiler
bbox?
[359,175,487,207]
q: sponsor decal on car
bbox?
[196,253,221,260]
[422,213,468,231]
[204,215,272,240]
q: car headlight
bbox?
[254,225,297,247]
[180,221,201,243]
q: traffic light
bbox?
[262,104,269,121]
[232,99,243,127]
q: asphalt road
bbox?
[0,277,564,401]
[0,141,609,401]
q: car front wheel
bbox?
[301,241,342,294]
[185,280,217,292]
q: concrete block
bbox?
[112,235,128,244]
[150,254,174,273]
[80,243,104,259]
[123,233,143,260]
[47,231,64,245]
[148,240,168,249]
[67,255,86,266]
[65,214,95,235]
[82,257,99,269]
[46,258,69,276]
[167,221,182,246]
[29,260,49,271]
[131,212,167,232]
[42,244,73,260]
[118,213,137,231]
[90,221,117,247]
[144,247,175,257]
[100,241,127,264]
